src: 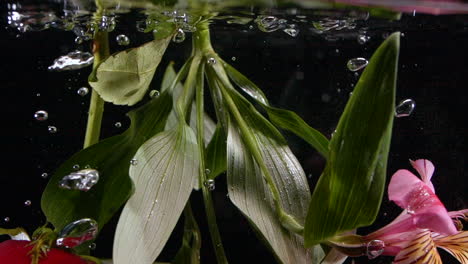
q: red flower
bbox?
[0,240,93,264]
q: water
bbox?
[0,1,467,263]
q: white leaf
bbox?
[113,125,199,264]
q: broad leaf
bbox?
[225,88,314,263]
[223,62,329,158]
[89,36,172,106]
[41,90,173,232]
[205,124,227,180]
[304,32,400,246]
[113,124,199,264]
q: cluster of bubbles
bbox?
[254,15,299,37]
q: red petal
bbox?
[0,240,93,264]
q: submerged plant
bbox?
[2,1,466,264]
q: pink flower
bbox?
[326,159,467,263]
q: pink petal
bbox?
[388,169,421,208]
[388,170,457,235]
[410,159,435,192]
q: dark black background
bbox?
[0,3,467,264]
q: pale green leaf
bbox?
[304,32,400,245]
[89,36,171,106]
[226,88,314,263]
[113,124,199,264]
[223,62,329,158]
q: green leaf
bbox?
[113,124,199,264]
[0,227,30,241]
[89,36,172,106]
[225,88,314,263]
[41,91,173,232]
[205,124,227,180]
[223,62,329,158]
[304,32,400,246]
[172,203,201,264]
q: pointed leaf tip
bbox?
[304,31,400,246]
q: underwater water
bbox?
[0,0,467,263]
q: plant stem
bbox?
[83,30,108,148]
[193,21,228,264]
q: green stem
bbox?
[83,30,108,148]
[195,61,228,264]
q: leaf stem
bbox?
[83,29,109,148]
[195,61,228,264]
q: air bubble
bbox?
[115,122,122,128]
[205,168,211,175]
[34,110,48,121]
[58,169,99,192]
[172,28,185,43]
[347,57,368,72]
[24,200,31,206]
[98,16,116,32]
[41,173,48,178]
[72,164,80,170]
[75,36,83,44]
[283,27,299,37]
[130,159,138,166]
[207,57,217,65]
[366,240,385,259]
[149,90,160,98]
[56,218,98,248]
[77,87,89,96]
[255,15,287,32]
[116,34,130,46]
[48,126,57,133]
[48,51,94,71]
[4,217,10,222]
[395,99,416,117]
[357,34,370,44]
[204,179,215,191]
[89,243,96,250]
[231,56,236,61]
